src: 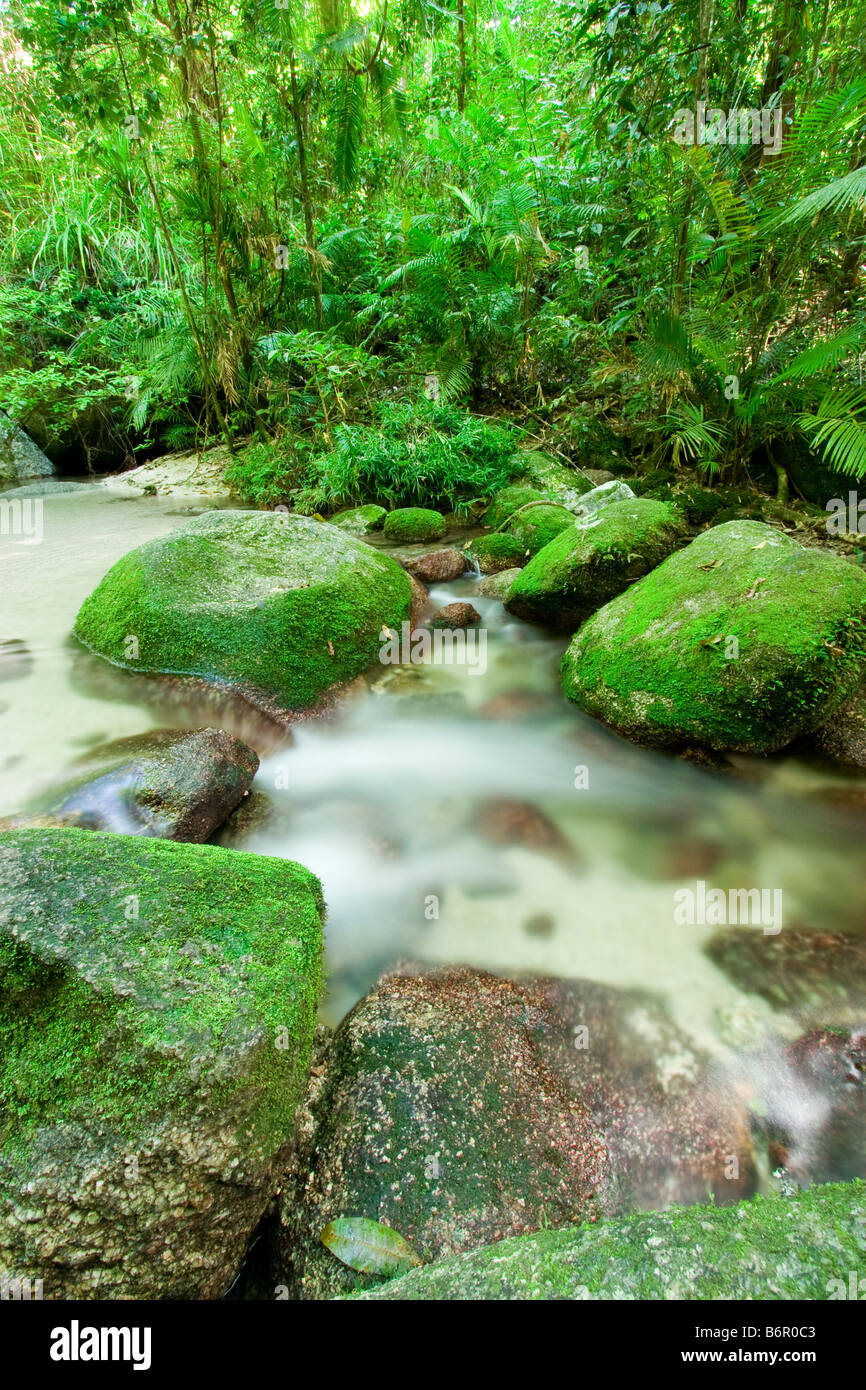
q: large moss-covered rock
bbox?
[382,508,446,543]
[513,451,593,510]
[42,727,258,841]
[501,502,575,557]
[505,498,685,631]
[73,512,412,717]
[482,485,551,529]
[0,827,323,1299]
[355,1181,866,1300]
[273,965,753,1299]
[467,532,526,573]
[562,521,866,753]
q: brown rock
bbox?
[430,602,481,629]
[404,549,467,583]
[764,1028,866,1183]
[273,965,756,1299]
[477,796,573,860]
[705,927,866,1028]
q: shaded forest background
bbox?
[1,0,865,512]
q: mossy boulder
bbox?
[467,532,526,573]
[505,498,686,631]
[0,827,324,1299]
[273,965,753,1299]
[482,485,551,529]
[513,450,593,509]
[477,567,522,598]
[355,1181,866,1300]
[382,508,446,543]
[501,502,575,556]
[73,511,412,718]
[562,520,866,753]
[42,727,258,841]
[330,504,387,534]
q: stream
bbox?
[2,482,864,1153]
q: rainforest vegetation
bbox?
[1,0,865,505]
[2,0,866,1317]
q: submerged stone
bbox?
[562,520,866,752]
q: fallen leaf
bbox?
[320,1217,424,1276]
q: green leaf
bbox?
[320,1217,424,1277]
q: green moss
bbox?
[382,507,447,542]
[502,502,575,555]
[354,1180,866,1300]
[73,511,412,714]
[467,532,527,573]
[483,485,550,529]
[562,520,866,752]
[506,498,686,631]
[0,828,324,1166]
[330,504,387,534]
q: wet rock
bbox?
[274,965,755,1298]
[43,727,259,842]
[356,1181,864,1300]
[802,689,866,772]
[430,602,481,629]
[211,789,276,846]
[0,480,90,497]
[705,927,866,1029]
[466,533,526,573]
[476,797,574,860]
[764,1029,866,1184]
[562,521,866,753]
[403,549,466,583]
[506,498,685,631]
[273,966,613,1299]
[0,414,54,485]
[74,512,412,718]
[477,568,522,598]
[523,912,556,937]
[0,827,324,1299]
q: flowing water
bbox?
[2,484,865,1185]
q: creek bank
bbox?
[0,827,324,1299]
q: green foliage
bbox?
[293,401,519,516]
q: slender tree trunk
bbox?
[289,51,324,330]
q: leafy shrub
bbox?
[293,400,520,516]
